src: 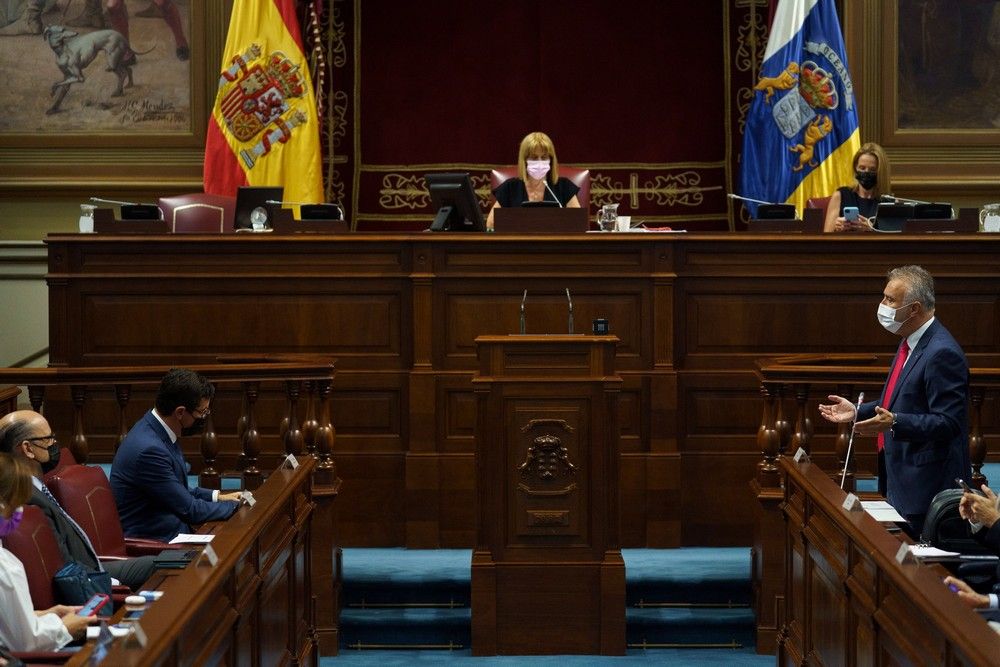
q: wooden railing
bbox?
[754,354,996,491]
[751,353,999,655]
[0,355,337,491]
[0,355,344,655]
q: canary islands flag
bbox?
[203,0,323,205]
[739,0,860,216]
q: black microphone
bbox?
[727,193,775,206]
[840,392,865,489]
[880,194,930,205]
[566,288,574,334]
[520,289,527,335]
[544,180,564,208]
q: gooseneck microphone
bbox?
[544,180,564,208]
[520,289,527,335]
[879,194,931,205]
[727,193,775,206]
[840,392,865,489]
[566,288,574,334]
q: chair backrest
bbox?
[41,447,77,485]
[806,196,832,215]
[47,465,128,559]
[2,505,63,609]
[158,193,237,233]
[490,166,591,210]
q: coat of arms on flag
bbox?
[204,0,323,207]
[739,0,860,217]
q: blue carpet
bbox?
[337,548,769,665]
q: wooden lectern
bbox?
[471,335,625,655]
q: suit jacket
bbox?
[111,411,238,542]
[858,319,970,516]
[29,486,101,571]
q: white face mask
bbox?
[876,302,914,334]
[526,159,550,180]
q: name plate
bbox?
[842,493,862,511]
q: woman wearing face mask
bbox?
[486,131,582,230]
[823,142,892,233]
[0,452,96,652]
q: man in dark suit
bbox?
[111,368,241,542]
[0,410,155,591]
[820,265,970,536]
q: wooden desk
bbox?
[779,457,1000,666]
[45,231,1000,548]
[68,456,318,666]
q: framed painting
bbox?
[844,0,1000,199]
[0,1,227,195]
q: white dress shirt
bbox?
[0,540,72,651]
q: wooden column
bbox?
[471,335,625,656]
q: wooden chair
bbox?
[2,505,64,610]
[157,193,236,233]
[46,465,171,558]
[490,166,591,210]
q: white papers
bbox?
[168,533,214,544]
[861,500,905,523]
[908,544,960,559]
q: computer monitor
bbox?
[756,204,796,220]
[425,173,486,231]
[874,203,913,232]
[235,186,283,230]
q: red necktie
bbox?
[877,339,910,451]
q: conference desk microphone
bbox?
[520,289,527,335]
[726,192,775,206]
[90,197,162,220]
[839,392,865,490]
[566,288,574,334]
[880,194,931,205]
[265,199,345,221]
[544,181,564,207]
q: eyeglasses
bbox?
[190,407,211,419]
[25,434,57,448]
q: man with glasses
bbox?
[111,368,241,542]
[0,410,155,591]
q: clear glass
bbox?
[78,204,96,233]
[597,203,619,231]
[980,203,1000,232]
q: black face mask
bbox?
[855,170,877,190]
[39,443,60,474]
[181,417,206,437]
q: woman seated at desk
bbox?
[0,453,96,653]
[486,131,581,230]
[824,142,892,233]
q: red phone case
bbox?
[80,593,109,617]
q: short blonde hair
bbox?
[852,142,891,198]
[517,131,559,184]
[0,452,32,517]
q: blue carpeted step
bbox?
[623,548,752,606]
[339,607,471,649]
[626,607,756,648]
[342,548,471,606]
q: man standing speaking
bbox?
[820,265,970,536]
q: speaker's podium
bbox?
[471,335,625,655]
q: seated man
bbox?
[960,483,1000,552]
[111,368,241,542]
[0,411,155,591]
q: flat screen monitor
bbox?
[426,173,485,231]
[756,204,796,220]
[874,203,913,232]
[235,186,283,230]
[913,203,953,219]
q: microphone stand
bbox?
[566,288,574,334]
[840,392,865,489]
[519,290,527,334]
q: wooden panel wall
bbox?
[45,232,1000,547]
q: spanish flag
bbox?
[203,0,323,205]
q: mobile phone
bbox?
[79,593,110,617]
[955,477,981,495]
[843,206,859,222]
